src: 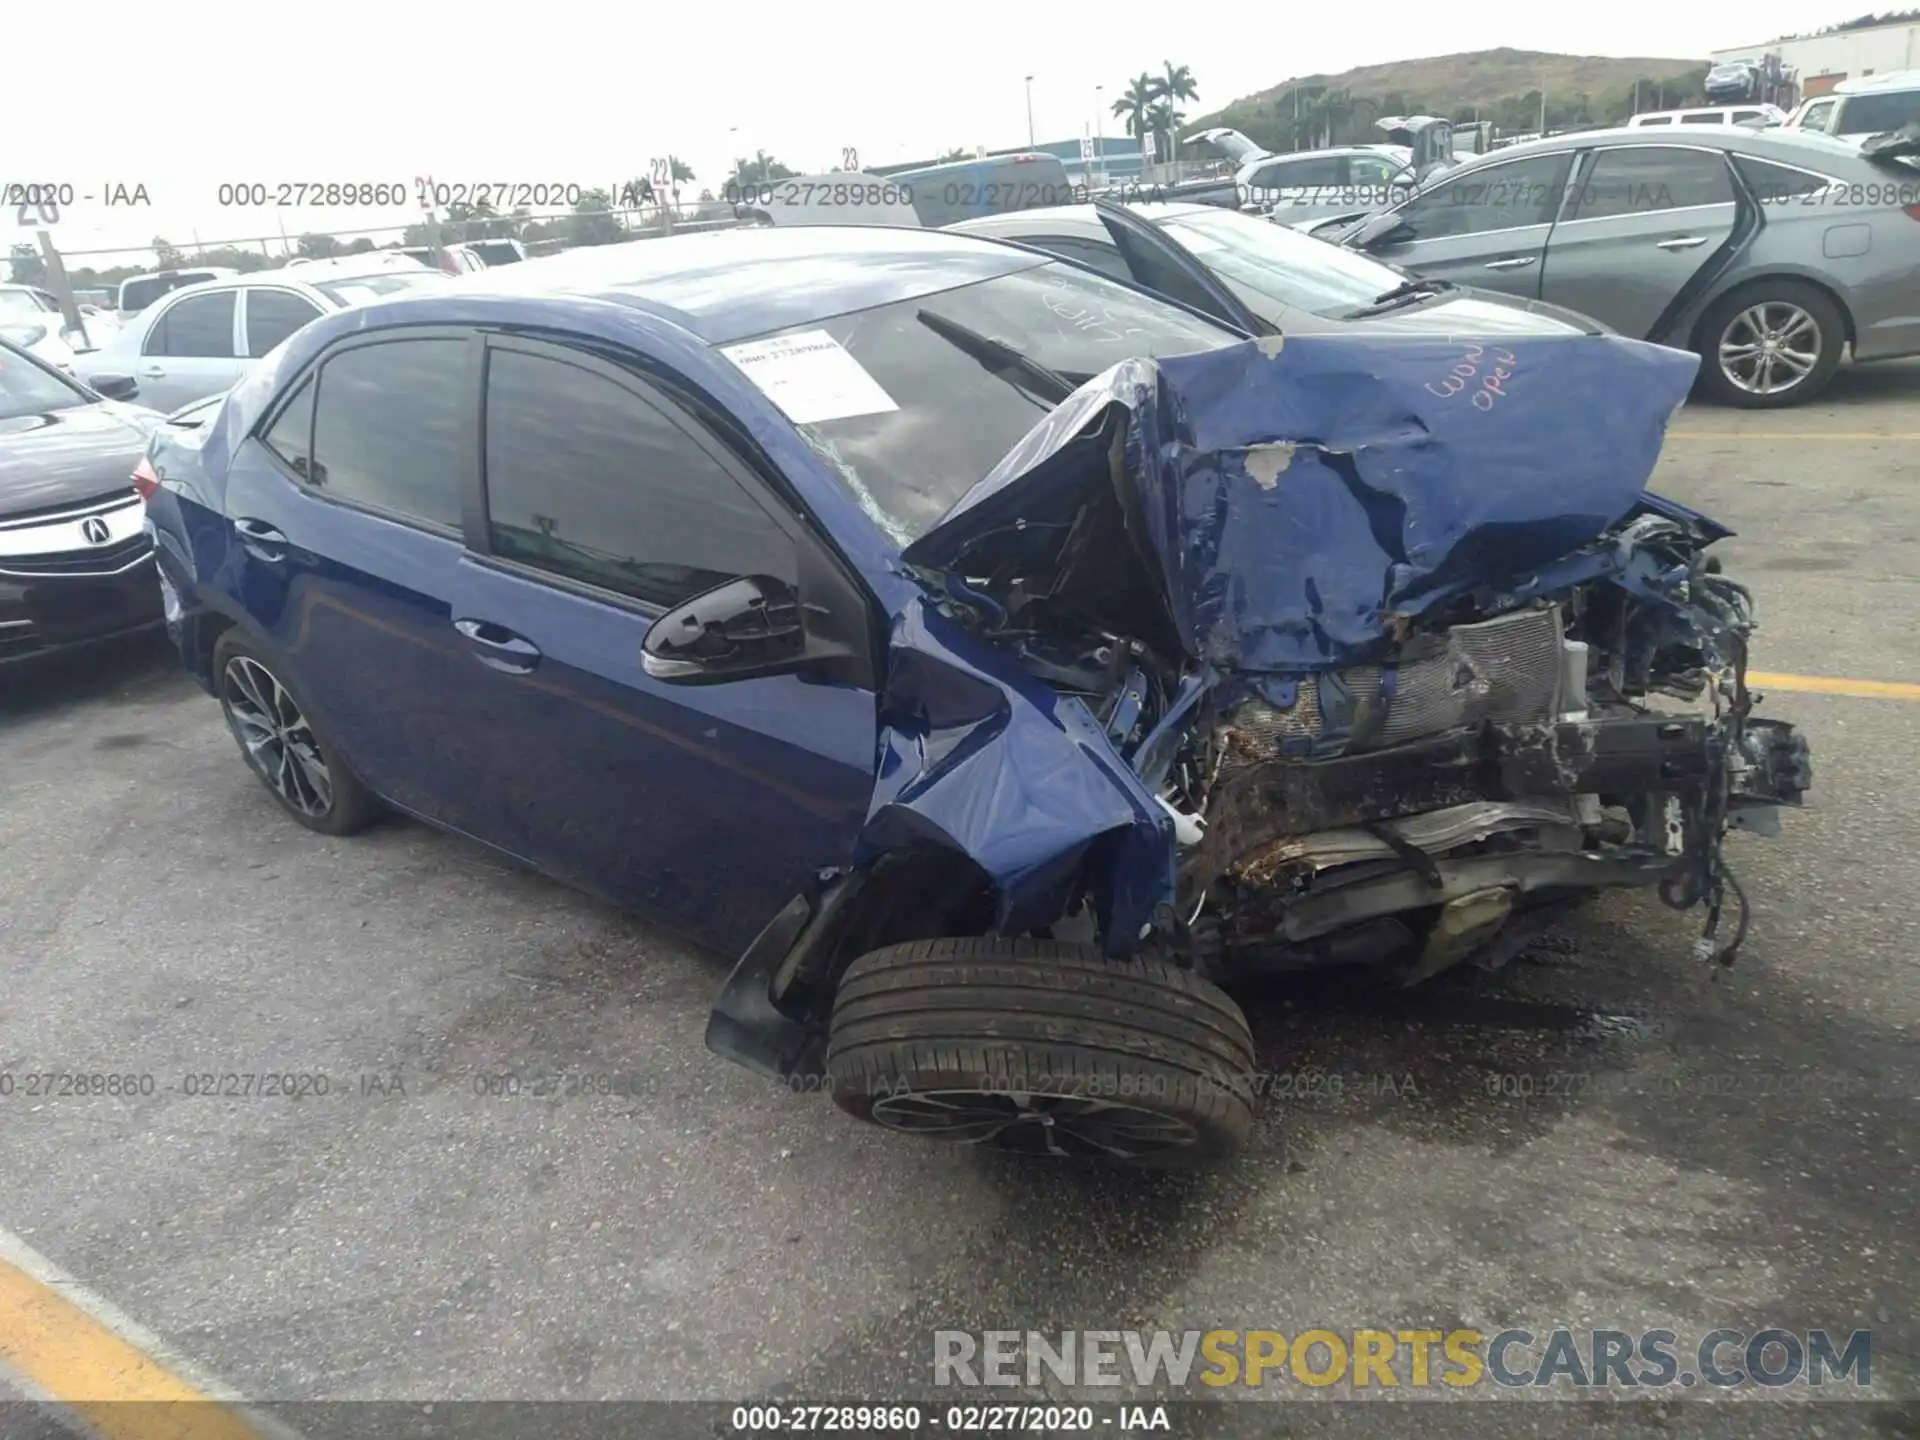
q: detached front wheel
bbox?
[826,938,1257,1166]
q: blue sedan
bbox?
[140,225,1810,1165]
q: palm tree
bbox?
[1146,101,1182,160]
[1111,72,1158,142]
[1155,62,1199,161]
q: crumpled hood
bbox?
[902,332,1700,672]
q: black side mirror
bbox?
[642,575,809,685]
[92,374,140,402]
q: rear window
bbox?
[725,261,1234,544]
[120,274,195,313]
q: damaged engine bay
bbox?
[898,340,1814,989]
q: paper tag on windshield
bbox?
[721,330,898,424]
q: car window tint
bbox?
[246,290,324,357]
[1028,235,1135,282]
[1569,147,1733,220]
[261,376,315,478]
[1396,153,1570,238]
[483,348,796,610]
[1347,155,1403,185]
[1734,155,1834,204]
[1838,92,1920,133]
[145,292,236,358]
[309,339,465,528]
[1253,157,1342,188]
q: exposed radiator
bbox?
[1225,605,1569,762]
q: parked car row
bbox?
[73,254,446,412]
[109,223,1811,1165]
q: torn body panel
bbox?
[708,331,1811,1075]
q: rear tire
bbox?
[1694,280,1845,408]
[826,937,1257,1166]
[212,630,380,837]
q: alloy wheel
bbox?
[1717,301,1822,397]
[220,655,334,817]
[868,1088,1200,1160]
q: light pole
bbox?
[1094,85,1105,187]
[1025,75,1035,148]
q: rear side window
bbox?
[307,339,467,529]
[245,290,324,357]
[1567,147,1734,220]
[144,292,237,358]
[482,347,796,609]
[1250,156,1343,189]
[1681,113,1723,125]
[1734,156,1834,205]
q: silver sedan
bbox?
[1317,124,1920,407]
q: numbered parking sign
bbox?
[12,196,59,231]
[649,157,671,188]
[841,147,859,172]
[1079,135,1096,162]
[1142,132,1157,162]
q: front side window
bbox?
[261,376,315,478]
[245,290,325,357]
[0,341,90,418]
[307,339,466,529]
[1250,157,1343,190]
[1393,152,1571,239]
[145,292,237,358]
[1347,155,1407,186]
[1568,147,1734,220]
[725,261,1235,545]
[1797,100,1837,133]
[482,347,796,610]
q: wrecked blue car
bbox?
[141,226,1811,1165]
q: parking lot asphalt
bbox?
[2,362,1917,1438]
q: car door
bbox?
[1539,144,1739,338]
[219,329,492,831]
[136,289,245,409]
[443,336,879,953]
[240,286,327,360]
[1361,150,1573,297]
[1091,200,1270,335]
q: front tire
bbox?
[212,631,379,836]
[1695,281,1845,408]
[826,938,1257,1166]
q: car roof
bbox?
[433,224,1050,343]
[1835,69,1920,94]
[1451,123,1866,167]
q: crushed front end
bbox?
[897,333,1813,985]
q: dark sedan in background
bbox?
[0,339,166,666]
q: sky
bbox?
[11,0,1879,265]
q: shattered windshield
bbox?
[723,262,1236,545]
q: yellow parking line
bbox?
[0,1228,288,1440]
[1749,670,1920,701]
[1667,431,1920,441]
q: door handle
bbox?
[233,517,287,562]
[139,364,165,376]
[454,618,542,674]
[1656,235,1710,250]
[1482,256,1537,271]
